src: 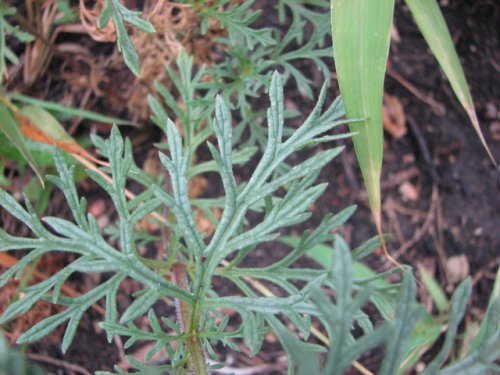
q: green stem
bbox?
[173,262,207,375]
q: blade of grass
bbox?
[405,0,497,167]
[17,105,108,166]
[0,102,44,187]
[7,93,132,125]
[331,0,400,266]
[417,264,449,314]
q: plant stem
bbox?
[173,262,208,375]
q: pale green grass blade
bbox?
[331,0,395,226]
[405,0,497,167]
[0,103,44,187]
[418,264,449,314]
[7,93,132,125]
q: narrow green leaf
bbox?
[97,0,113,27]
[331,0,395,218]
[120,288,160,324]
[266,315,323,375]
[97,0,155,76]
[405,0,497,166]
[325,235,354,375]
[267,71,285,156]
[471,268,500,351]
[423,278,472,374]
[105,276,123,343]
[114,18,140,76]
[62,312,86,353]
[17,309,74,345]
[8,93,131,125]
[0,104,44,186]
[397,312,443,375]
[418,264,449,314]
[380,272,422,375]
[437,299,500,374]
[0,277,56,324]
[208,292,307,315]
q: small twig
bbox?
[394,185,439,258]
[382,167,420,190]
[113,335,126,366]
[387,68,446,115]
[406,116,440,185]
[471,258,500,286]
[384,196,407,246]
[385,201,428,220]
[430,193,451,287]
[28,353,92,375]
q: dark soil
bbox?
[1,0,498,374]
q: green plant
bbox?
[293,238,500,375]
[0,72,344,373]
[172,0,333,149]
[2,2,498,374]
[96,0,155,75]
[2,72,499,374]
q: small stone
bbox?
[399,181,419,201]
[446,255,470,285]
[485,102,498,119]
[402,154,415,164]
[89,199,106,217]
[489,121,500,141]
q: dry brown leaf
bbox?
[79,0,117,42]
[22,1,59,86]
[383,93,407,139]
[18,0,90,87]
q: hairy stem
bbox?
[173,262,207,375]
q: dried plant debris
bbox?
[79,0,118,43]
[78,0,228,121]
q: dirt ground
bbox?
[1,0,499,374]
